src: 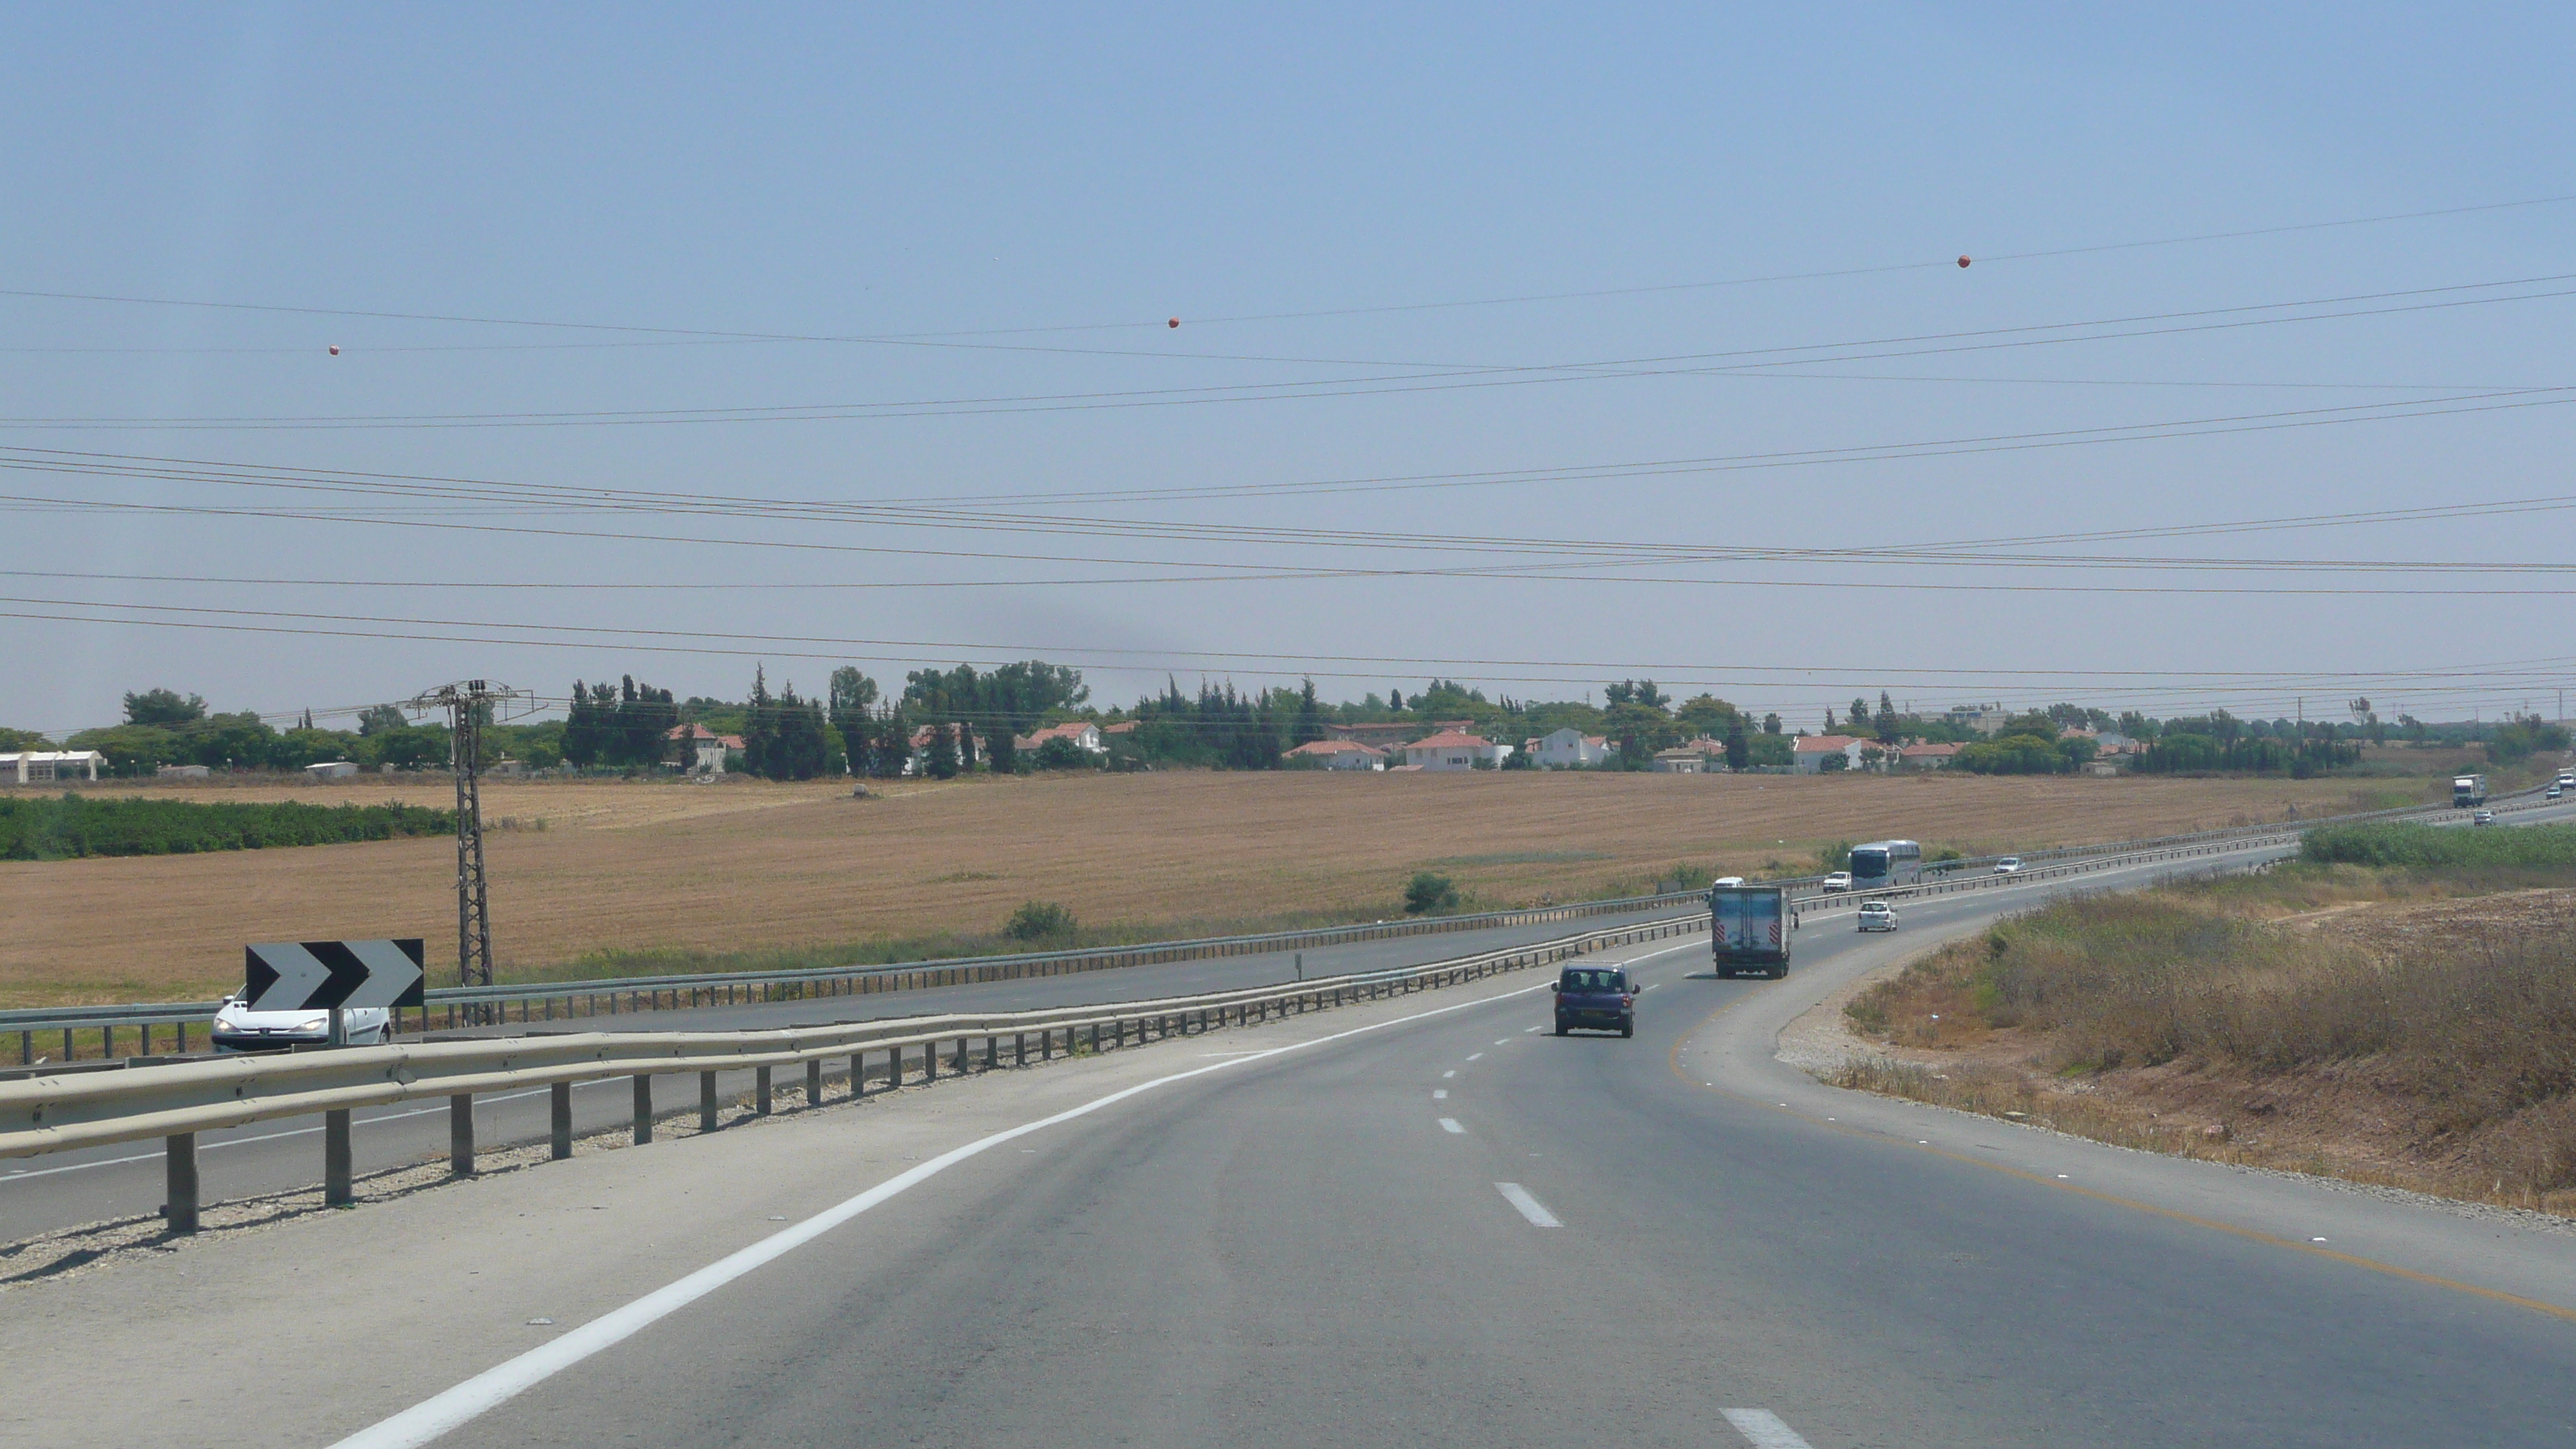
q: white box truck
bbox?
[1709,884,1793,979]
[2453,773,2488,808]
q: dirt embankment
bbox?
[0,770,2413,1006]
[1829,879,2576,1218]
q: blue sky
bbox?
[3,5,2571,731]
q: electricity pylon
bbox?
[406,680,532,1013]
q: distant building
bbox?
[1403,730,1511,771]
[1326,721,1432,751]
[1792,735,1870,774]
[1,751,102,784]
[1649,748,1708,773]
[1944,706,2014,737]
[1018,721,1105,755]
[302,760,361,781]
[156,763,211,780]
[1282,739,1388,771]
[1529,728,1615,769]
[665,724,746,775]
[1896,742,1960,770]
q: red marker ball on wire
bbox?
[328,344,341,355]
[1957,255,1971,269]
[1167,317,1180,328]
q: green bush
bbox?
[0,795,454,861]
[1002,900,1078,941]
[1403,872,1461,914]
[2301,822,2576,870]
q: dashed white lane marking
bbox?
[1722,1407,1816,1448]
[1465,1052,1484,1061]
[1495,1181,1561,1227]
[1438,1118,1464,1134]
[1522,1025,1541,1033]
[1443,1070,1457,1078]
[327,966,1565,1449]
[1433,1089,1448,1100]
[1492,1039,1509,1046]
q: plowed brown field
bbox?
[0,770,2418,1005]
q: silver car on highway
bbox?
[211,997,392,1053]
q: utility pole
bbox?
[407,680,532,1016]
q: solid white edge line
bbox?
[1722,1407,1817,1448]
[1493,1180,1561,1227]
[328,971,1563,1449]
[1437,1118,1464,1134]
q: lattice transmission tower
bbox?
[406,680,533,1011]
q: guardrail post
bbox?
[324,1108,354,1205]
[632,1074,653,1143]
[450,1095,475,1176]
[701,1071,720,1129]
[955,1037,971,1073]
[923,1041,938,1081]
[756,1067,773,1115]
[983,1036,997,1070]
[807,1057,823,1107]
[550,1082,574,1160]
[164,1133,198,1234]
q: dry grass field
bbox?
[0,769,2429,1006]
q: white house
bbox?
[1019,721,1106,755]
[1403,730,1512,772]
[303,760,361,780]
[1282,739,1388,771]
[665,723,746,775]
[0,751,102,784]
[1649,748,1708,773]
[1792,735,1871,774]
[1528,728,1615,769]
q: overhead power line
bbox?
[8,272,2574,430]
[5,192,2570,348]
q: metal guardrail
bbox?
[3,779,2547,1065]
[0,815,2437,1237]
[0,910,1718,1232]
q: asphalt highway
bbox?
[363,842,2576,1448]
[0,900,1701,1241]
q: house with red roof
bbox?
[665,723,746,775]
[1792,734,1869,774]
[1402,730,1512,771]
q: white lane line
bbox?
[1523,1025,1541,1033]
[1722,1408,1816,1448]
[1433,1089,1447,1100]
[331,971,1560,1449]
[1442,1070,1457,1078]
[1492,1039,1509,1046]
[1438,1118,1464,1134]
[1494,1181,1561,1227]
[1465,1052,1484,1061]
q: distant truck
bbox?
[2453,773,2489,808]
[1709,884,1793,979]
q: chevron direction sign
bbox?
[243,939,428,1012]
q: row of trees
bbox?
[24,677,2563,783]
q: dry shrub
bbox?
[1847,877,2576,1190]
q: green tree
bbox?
[872,704,913,778]
[1292,677,1327,745]
[356,704,408,736]
[828,668,879,773]
[1725,714,1751,772]
[123,689,207,727]
[0,726,51,751]
[924,718,960,779]
[1762,713,1781,735]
